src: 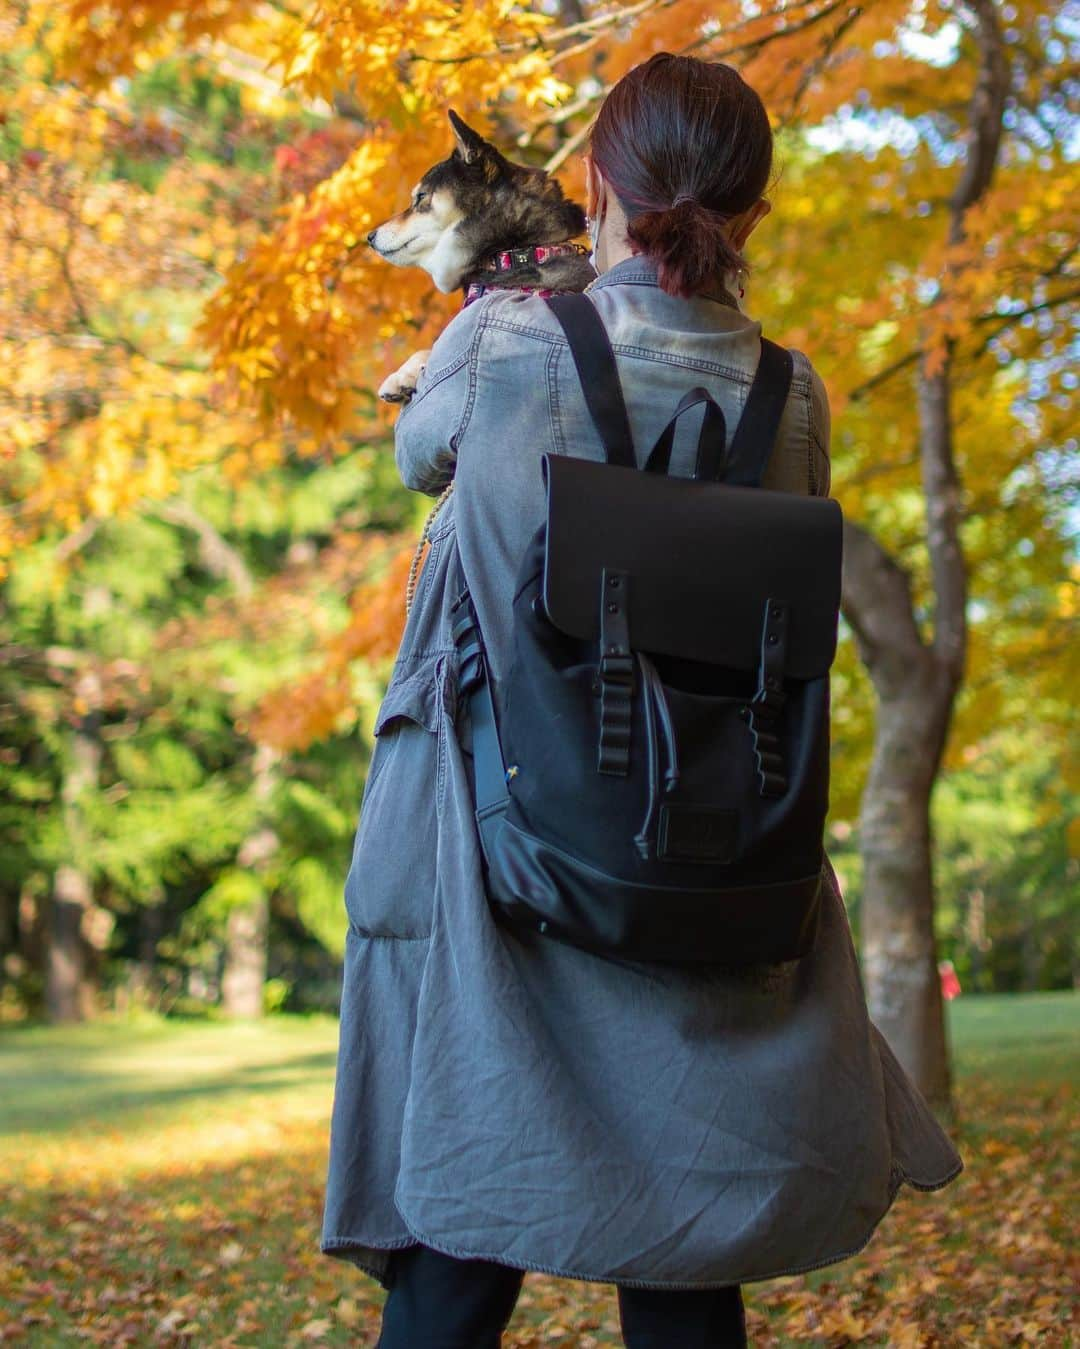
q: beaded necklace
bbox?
[404,481,455,616]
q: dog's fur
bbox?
[369,110,595,299]
[370,113,595,402]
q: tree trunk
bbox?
[160,497,280,1020]
[127,893,165,1010]
[221,743,278,1019]
[965,888,988,992]
[45,669,102,1023]
[840,0,1006,1109]
[858,673,954,1106]
[1020,916,1042,992]
[842,521,957,1107]
[46,866,95,1022]
[221,888,270,1019]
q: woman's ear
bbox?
[584,154,605,220]
[729,199,771,250]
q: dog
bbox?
[369,110,595,403]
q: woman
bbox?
[321,54,963,1349]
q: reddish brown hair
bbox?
[590,54,773,298]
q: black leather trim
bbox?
[541,454,843,679]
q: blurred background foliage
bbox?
[0,0,1075,1023]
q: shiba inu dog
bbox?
[369,110,595,402]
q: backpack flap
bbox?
[540,453,843,680]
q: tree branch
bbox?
[37,220,205,375]
[969,283,1080,358]
[544,118,595,174]
[918,0,1009,676]
[55,516,103,563]
[156,499,254,597]
[949,0,1009,235]
[918,348,966,681]
[786,4,865,119]
[848,286,1080,402]
[525,0,853,145]
[841,519,930,697]
[848,349,921,403]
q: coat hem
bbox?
[320,1154,964,1292]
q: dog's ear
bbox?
[448,109,490,167]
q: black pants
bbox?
[376,1243,748,1349]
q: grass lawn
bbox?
[0,992,1076,1346]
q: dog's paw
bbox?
[378,349,431,404]
[378,372,417,404]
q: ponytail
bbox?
[626,198,746,300]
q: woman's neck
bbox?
[593,203,743,309]
[593,195,635,274]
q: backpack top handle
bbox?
[643,387,727,481]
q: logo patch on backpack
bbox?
[657,805,738,864]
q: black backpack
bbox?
[450,292,843,966]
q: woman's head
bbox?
[587,54,773,298]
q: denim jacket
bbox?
[320,254,962,1291]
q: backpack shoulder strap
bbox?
[723,338,795,487]
[545,293,636,468]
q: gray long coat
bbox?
[320,256,963,1291]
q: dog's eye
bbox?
[413,190,427,206]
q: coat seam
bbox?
[804,379,819,496]
[547,342,564,456]
[454,318,483,447]
[477,316,812,390]
[435,653,449,808]
[415,533,439,609]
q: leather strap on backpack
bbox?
[723,340,795,486]
[545,294,636,468]
[450,587,510,863]
[597,568,634,775]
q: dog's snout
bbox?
[366,229,377,246]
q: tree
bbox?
[833,0,1010,1104]
[755,0,1075,1104]
[9,1,1075,1096]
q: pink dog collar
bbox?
[480,241,590,274]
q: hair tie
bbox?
[672,192,696,207]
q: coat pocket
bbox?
[344,658,446,940]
